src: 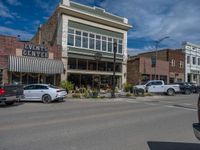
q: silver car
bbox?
[21,84,67,103]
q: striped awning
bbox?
[9,56,64,74]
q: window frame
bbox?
[67,27,123,54]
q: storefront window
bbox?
[115,63,122,72]
[68,58,77,69]
[98,62,106,71]
[22,73,28,85]
[11,72,20,84]
[88,61,96,70]
[78,59,87,70]
[107,62,113,71]
[28,73,38,84]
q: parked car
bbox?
[174,82,192,94]
[21,84,67,103]
[134,80,180,96]
[193,95,200,140]
[0,84,24,105]
[189,82,200,93]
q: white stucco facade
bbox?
[57,0,132,88]
[182,42,200,84]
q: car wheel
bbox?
[185,89,191,95]
[42,94,52,104]
[167,88,175,96]
[5,101,15,105]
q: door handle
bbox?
[40,90,44,92]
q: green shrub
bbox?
[100,96,106,99]
[60,81,74,92]
[92,89,99,98]
[83,89,90,98]
[72,93,81,98]
[126,93,132,97]
[124,83,133,92]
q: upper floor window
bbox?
[192,57,196,65]
[68,29,74,46]
[198,58,200,66]
[67,28,123,54]
[118,39,123,53]
[82,32,88,48]
[179,61,184,68]
[108,38,113,52]
[75,30,81,47]
[96,35,101,50]
[170,59,175,67]
[187,56,190,64]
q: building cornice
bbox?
[57,4,132,31]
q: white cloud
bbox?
[0,1,13,18]
[6,0,21,6]
[0,26,33,39]
[128,46,156,56]
[100,0,200,49]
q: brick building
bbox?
[32,0,132,88]
[127,56,169,85]
[129,49,185,83]
[0,35,63,85]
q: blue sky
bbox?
[0,0,200,55]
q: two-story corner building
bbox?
[182,42,200,84]
[129,49,185,83]
[31,0,132,89]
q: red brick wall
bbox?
[127,58,140,85]
[137,49,184,74]
[168,49,185,73]
[127,56,169,85]
[31,10,59,46]
[0,35,62,63]
[139,57,169,75]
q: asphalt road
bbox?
[0,94,200,150]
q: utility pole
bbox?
[154,36,170,79]
[111,40,117,98]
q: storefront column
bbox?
[3,69,9,85]
[191,74,194,83]
[197,74,200,85]
[61,58,68,81]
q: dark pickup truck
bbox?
[0,84,24,105]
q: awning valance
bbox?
[9,56,64,74]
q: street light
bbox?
[154,36,170,79]
[111,39,117,98]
